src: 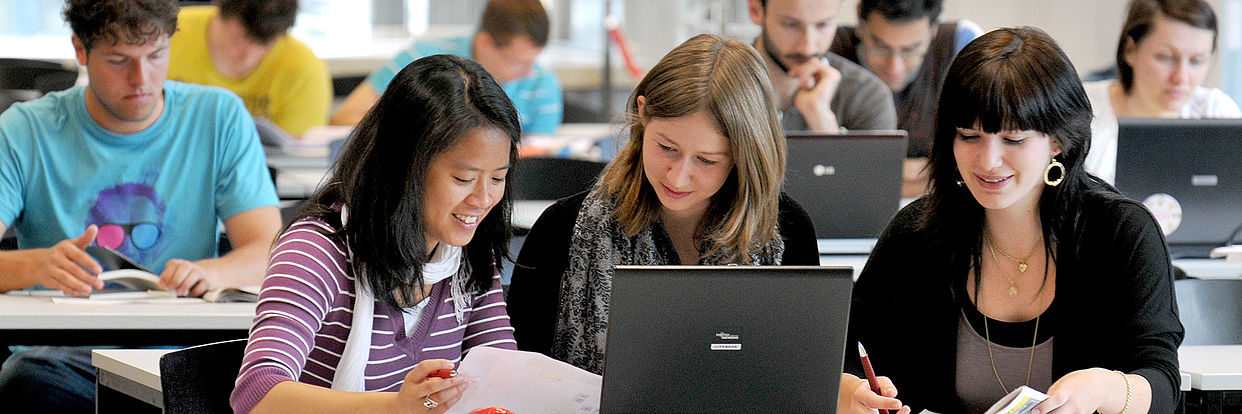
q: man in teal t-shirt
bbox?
[331,0,563,135]
[0,0,281,412]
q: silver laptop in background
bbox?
[1115,118,1242,258]
[784,131,907,241]
[600,265,853,413]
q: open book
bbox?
[82,246,174,300]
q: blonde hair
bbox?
[599,33,786,262]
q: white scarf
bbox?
[330,206,466,392]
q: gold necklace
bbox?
[986,233,1040,273]
[983,313,1039,394]
[986,240,1022,297]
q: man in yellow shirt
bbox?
[169,0,330,137]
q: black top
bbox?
[507,191,821,355]
[843,191,1184,414]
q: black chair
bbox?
[1174,279,1242,345]
[159,338,248,414]
[0,58,78,113]
[511,156,607,201]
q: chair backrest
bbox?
[159,338,248,414]
[511,156,606,201]
[0,58,78,94]
[1174,279,1242,345]
[0,58,79,114]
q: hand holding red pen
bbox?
[396,359,466,413]
[837,343,909,414]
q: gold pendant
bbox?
[1008,285,1018,297]
[1017,262,1028,272]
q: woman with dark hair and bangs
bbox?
[837,27,1182,414]
[231,54,519,414]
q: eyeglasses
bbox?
[96,222,160,250]
[857,28,933,62]
[859,41,929,61]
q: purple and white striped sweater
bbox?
[230,217,517,414]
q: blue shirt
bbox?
[367,35,563,135]
[0,81,279,272]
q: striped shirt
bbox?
[230,217,516,413]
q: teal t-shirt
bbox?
[366,35,563,135]
[0,81,278,272]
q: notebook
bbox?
[1114,118,1242,257]
[783,131,908,240]
[600,265,853,413]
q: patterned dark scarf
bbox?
[551,189,785,373]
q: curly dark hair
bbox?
[63,0,179,50]
[217,0,298,44]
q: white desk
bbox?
[0,295,254,346]
[92,348,171,411]
[1179,345,1242,414]
[1180,345,1242,390]
[1173,258,1242,279]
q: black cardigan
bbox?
[506,191,821,355]
[843,192,1184,414]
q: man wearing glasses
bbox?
[748,0,897,133]
[830,0,981,196]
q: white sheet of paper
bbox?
[445,347,602,414]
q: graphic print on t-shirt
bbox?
[85,181,168,266]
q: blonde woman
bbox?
[506,33,820,373]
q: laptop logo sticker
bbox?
[1142,193,1182,236]
[711,330,742,351]
[1191,175,1218,186]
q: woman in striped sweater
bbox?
[231,54,520,414]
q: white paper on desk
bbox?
[49,297,205,305]
[446,346,601,414]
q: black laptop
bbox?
[600,266,853,413]
[783,131,907,241]
[1115,118,1242,257]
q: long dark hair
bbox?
[923,27,1100,291]
[295,54,519,308]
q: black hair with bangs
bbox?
[293,54,519,308]
[922,27,1100,291]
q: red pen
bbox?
[858,342,890,414]
[428,369,457,379]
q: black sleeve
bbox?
[778,193,821,265]
[506,192,586,356]
[1102,199,1183,413]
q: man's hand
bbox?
[787,57,842,132]
[21,226,104,296]
[160,258,214,297]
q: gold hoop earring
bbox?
[1044,158,1065,186]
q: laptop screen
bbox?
[601,265,853,413]
[783,131,907,240]
[1115,118,1242,256]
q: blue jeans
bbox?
[0,346,96,413]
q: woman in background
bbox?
[231,54,519,414]
[506,33,819,374]
[1083,0,1240,184]
[839,27,1182,414]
